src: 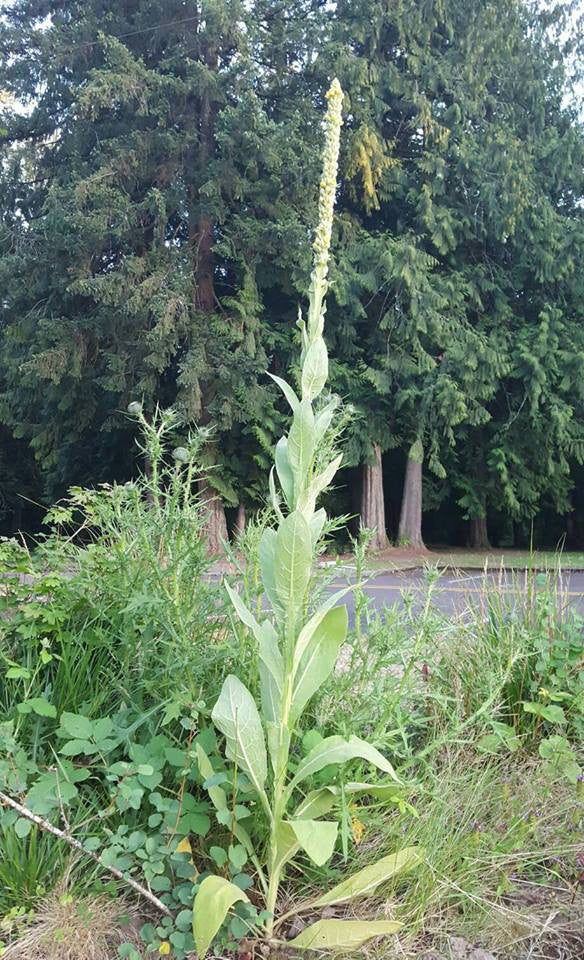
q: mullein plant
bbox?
[193,79,422,955]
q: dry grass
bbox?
[2,890,143,960]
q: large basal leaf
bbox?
[292,585,353,673]
[289,735,399,791]
[272,820,300,876]
[211,676,267,797]
[294,789,336,820]
[192,875,249,958]
[275,437,295,507]
[311,847,423,907]
[301,336,328,401]
[289,819,338,866]
[259,528,281,611]
[287,918,402,951]
[274,510,312,616]
[286,398,315,494]
[290,605,347,723]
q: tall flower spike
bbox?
[307,78,344,344]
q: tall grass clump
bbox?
[0,407,231,725]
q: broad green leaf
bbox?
[288,918,402,951]
[314,398,338,446]
[293,585,353,673]
[311,847,423,907]
[224,582,263,643]
[211,676,267,797]
[294,789,336,820]
[289,819,338,866]
[291,606,347,723]
[268,467,284,521]
[342,781,411,802]
[259,528,281,612]
[14,817,33,838]
[274,511,312,616]
[297,454,343,518]
[258,620,283,725]
[287,399,315,493]
[310,507,327,545]
[59,712,92,739]
[18,697,56,719]
[275,437,294,507]
[192,875,249,958]
[289,735,399,791]
[272,820,300,875]
[293,780,405,822]
[301,336,328,401]
[267,373,299,413]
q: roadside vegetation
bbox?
[1,79,583,960]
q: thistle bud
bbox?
[127,401,142,416]
[172,446,190,463]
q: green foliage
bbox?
[1,0,584,546]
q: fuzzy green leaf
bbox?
[291,605,347,723]
[311,847,423,907]
[267,373,299,413]
[289,819,338,866]
[259,528,281,612]
[192,875,249,958]
[274,510,312,616]
[287,399,315,493]
[288,918,402,951]
[275,437,295,507]
[211,676,267,797]
[289,735,399,791]
[293,585,353,673]
[301,336,328,401]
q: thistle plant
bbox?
[193,79,421,955]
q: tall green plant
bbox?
[192,79,422,955]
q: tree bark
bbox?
[188,39,228,553]
[468,514,491,549]
[398,444,425,549]
[198,477,229,555]
[234,503,246,538]
[360,444,389,551]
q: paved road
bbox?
[324,568,584,619]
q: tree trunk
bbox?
[398,443,425,549]
[198,477,229,555]
[360,444,389,551]
[234,503,246,538]
[468,514,491,549]
[188,40,228,553]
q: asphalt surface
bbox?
[324,567,584,619]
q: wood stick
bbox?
[0,790,172,915]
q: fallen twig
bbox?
[0,790,172,915]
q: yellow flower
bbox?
[351,816,366,845]
[159,942,171,956]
